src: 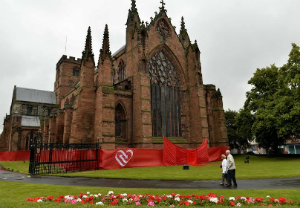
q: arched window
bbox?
[73,67,80,76]
[118,60,126,82]
[148,51,182,137]
[115,103,127,141]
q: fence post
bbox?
[95,142,99,170]
[49,143,53,174]
[29,141,36,174]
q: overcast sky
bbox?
[0,0,300,132]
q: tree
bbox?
[238,43,300,155]
[225,109,249,152]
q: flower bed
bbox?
[26,191,295,206]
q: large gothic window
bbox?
[149,51,182,137]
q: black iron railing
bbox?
[29,141,100,175]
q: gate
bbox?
[29,132,100,175]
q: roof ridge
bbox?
[16,87,55,93]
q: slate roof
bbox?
[14,87,56,104]
[112,45,126,57]
[21,116,40,127]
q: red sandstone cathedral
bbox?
[0,0,228,151]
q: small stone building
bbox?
[0,87,57,151]
[0,0,228,151]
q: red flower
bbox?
[26,198,33,202]
[89,201,93,204]
[269,197,275,201]
[54,197,61,203]
[268,204,273,207]
[279,197,287,203]
[230,201,235,206]
[47,196,53,201]
[255,197,264,202]
[290,200,294,204]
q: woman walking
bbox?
[220,154,227,185]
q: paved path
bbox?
[1,167,300,189]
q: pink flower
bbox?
[64,199,71,203]
[148,201,155,206]
[71,199,77,204]
[135,201,141,206]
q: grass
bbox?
[0,180,299,208]
[1,155,300,180]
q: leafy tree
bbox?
[237,43,300,155]
[225,109,249,152]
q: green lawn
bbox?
[0,181,299,208]
[1,155,300,180]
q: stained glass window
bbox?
[149,51,182,137]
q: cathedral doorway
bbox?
[115,103,127,142]
[148,51,182,137]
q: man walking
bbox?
[225,150,237,188]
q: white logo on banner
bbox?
[115,150,133,167]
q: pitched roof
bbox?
[112,45,126,57]
[14,87,56,104]
[21,116,40,127]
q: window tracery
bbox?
[149,51,182,137]
[156,19,170,38]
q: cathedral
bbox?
[0,0,228,151]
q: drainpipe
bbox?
[131,76,134,148]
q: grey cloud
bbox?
[0,0,300,132]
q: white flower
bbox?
[37,199,43,202]
[94,194,99,198]
[129,198,133,202]
[87,192,90,195]
[77,198,82,202]
[236,202,242,207]
[174,197,180,202]
[229,197,235,201]
[64,195,74,200]
[123,198,128,202]
[266,196,270,198]
[166,195,172,198]
[241,197,247,201]
[187,200,193,204]
[121,193,128,197]
[108,191,114,195]
[96,202,104,206]
[82,195,88,199]
[98,193,102,196]
[175,194,180,197]
[210,197,218,203]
